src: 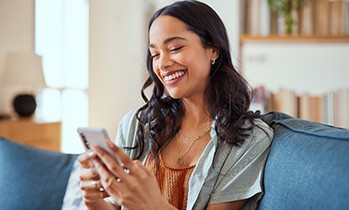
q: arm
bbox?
[206,200,247,210]
[92,140,177,210]
[85,200,119,210]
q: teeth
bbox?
[164,71,184,82]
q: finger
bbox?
[80,168,99,182]
[92,146,127,179]
[80,179,103,191]
[99,175,123,198]
[105,140,134,167]
[128,160,142,175]
[93,158,124,196]
[78,151,97,168]
[83,189,109,204]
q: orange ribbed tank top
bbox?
[145,155,195,210]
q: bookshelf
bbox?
[239,0,349,37]
[239,35,349,43]
[239,0,349,129]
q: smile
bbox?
[163,70,185,82]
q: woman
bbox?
[78,1,273,210]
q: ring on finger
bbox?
[92,180,99,189]
[107,177,115,187]
[100,191,104,198]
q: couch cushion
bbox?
[260,112,349,209]
[0,137,77,210]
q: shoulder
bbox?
[115,108,140,147]
[213,118,274,170]
[119,108,139,126]
[239,118,274,155]
[248,118,274,145]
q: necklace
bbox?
[176,124,211,166]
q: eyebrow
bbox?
[149,36,187,48]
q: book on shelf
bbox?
[240,0,349,37]
[299,0,315,35]
[269,88,298,118]
[250,85,268,113]
[241,0,270,36]
[298,92,311,121]
[314,0,330,35]
[337,89,349,129]
[329,0,349,36]
[261,88,349,129]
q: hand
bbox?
[92,140,175,210]
[78,152,109,205]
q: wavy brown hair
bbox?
[132,0,260,160]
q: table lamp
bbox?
[2,52,46,118]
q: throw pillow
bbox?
[0,137,76,210]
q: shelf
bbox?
[239,35,349,44]
[0,119,61,152]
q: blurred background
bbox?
[0,0,348,153]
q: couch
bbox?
[0,112,348,210]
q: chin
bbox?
[166,91,182,99]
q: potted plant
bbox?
[268,0,304,35]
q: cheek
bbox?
[152,66,163,82]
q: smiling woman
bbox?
[78,1,273,210]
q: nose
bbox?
[158,53,172,71]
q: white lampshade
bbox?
[2,52,46,91]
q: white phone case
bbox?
[77,127,122,165]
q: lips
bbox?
[163,70,185,82]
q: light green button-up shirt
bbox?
[116,109,274,210]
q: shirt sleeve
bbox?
[209,120,273,206]
[114,108,139,157]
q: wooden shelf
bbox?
[0,119,61,152]
[239,35,349,43]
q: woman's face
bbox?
[149,15,218,100]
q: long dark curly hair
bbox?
[132,0,260,161]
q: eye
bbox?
[170,46,183,53]
[151,53,160,60]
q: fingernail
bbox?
[92,146,101,153]
[105,140,113,147]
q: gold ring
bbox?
[107,177,115,187]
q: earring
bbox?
[211,59,216,65]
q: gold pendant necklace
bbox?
[176,124,211,166]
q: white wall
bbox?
[241,42,349,95]
[88,0,148,139]
[0,0,34,51]
[0,0,35,114]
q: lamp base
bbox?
[13,94,37,118]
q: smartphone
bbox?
[77,127,122,165]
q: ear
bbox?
[210,48,220,64]
[210,48,220,60]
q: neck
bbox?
[181,98,211,131]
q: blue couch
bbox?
[0,112,348,210]
[260,112,349,209]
